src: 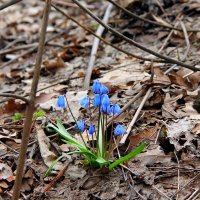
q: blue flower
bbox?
[114,124,126,135]
[100,84,109,94]
[79,96,90,108]
[93,94,101,107]
[110,104,121,115]
[88,124,95,135]
[101,105,111,114]
[56,95,66,108]
[92,80,101,94]
[77,119,85,132]
[101,94,110,107]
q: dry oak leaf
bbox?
[0,163,13,180]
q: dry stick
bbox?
[0,0,22,10]
[0,46,36,69]
[12,0,51,199]
[52,4,165,63]
[0,29,68,69]
[187,188,200,200]
[107,0,200,32]
[0,43,37,55]
[180,21,190,61]
[83,2,113,90]
[107,88,146,126]
[71,0,199,71]
[171,173,200,198]
[0,93,29,104]
[120,87,152,144]
[174,151,180,200]
[41,161,71,194]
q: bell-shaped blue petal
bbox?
[93,94,101,107]
[101,94,110,107]
[114,124,126,135]
[101,105,111,114]
[77,119,85,132]
[100,84,109,94]
[56,95,66,108]
[79,96,90,108]
[88,124,95,135]
[92,80,101,94]
[111,103,121,115]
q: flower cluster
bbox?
[78,80,126,136]
[56,80,126,136]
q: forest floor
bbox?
[0,0,200,199]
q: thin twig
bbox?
[83,3,113,90]
[107,87,146,126]
[0,43,37,55]
[107,0,200,32]
[0,93,29,104]
[41,162,71,194]
[51,4,165,65]
[187,188,200,200]
[12,1,51,199]
[174,151,180,200]
[180,21,190,61]
[171,173,200,198]
[128,174,146,200]
[0,29,69,69]
[0,46,36,69]
[71,0,199,71]
[0,0,22,10]
[120,87,152,144]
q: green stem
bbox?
[105,113,108,158]
[107,114,114,159]
[65,95,87,148]
[102,113,105,159]
[96,106,101,156]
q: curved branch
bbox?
[0,93,29,104]
[108,0,200,32]
[0,0,22,11]
[72,0,199,72]
[52,4,165,63]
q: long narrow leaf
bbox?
[108,143,146,170]
[44,154,66,177]
[98,115,105,157]
[47,120,86,150]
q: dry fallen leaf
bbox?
[36,124,63,171]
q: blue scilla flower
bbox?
[111,103,121,115]
[114,124,126,135]
[79,96,90,108]
[92,80,101,94]
[88,124,95,135]
[101,104,111,114]
[101,94,110,107]
[77,119,85,132]
[100,84,109,94]
[93,94,101,107]
[56,95,66,108]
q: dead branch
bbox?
[0,0,22,10]
[12,0,51,199]
[71,0,200,72]
[84,3,113,90]
[108,0,200,32]
[52,4,166,63]
[0,93,29,104]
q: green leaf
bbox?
[45,154,66,177]
[108,143,146,170]
[12,112,22,121]
[33,110,45,119]
[98,115,105,157]
[47,120,86,151]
